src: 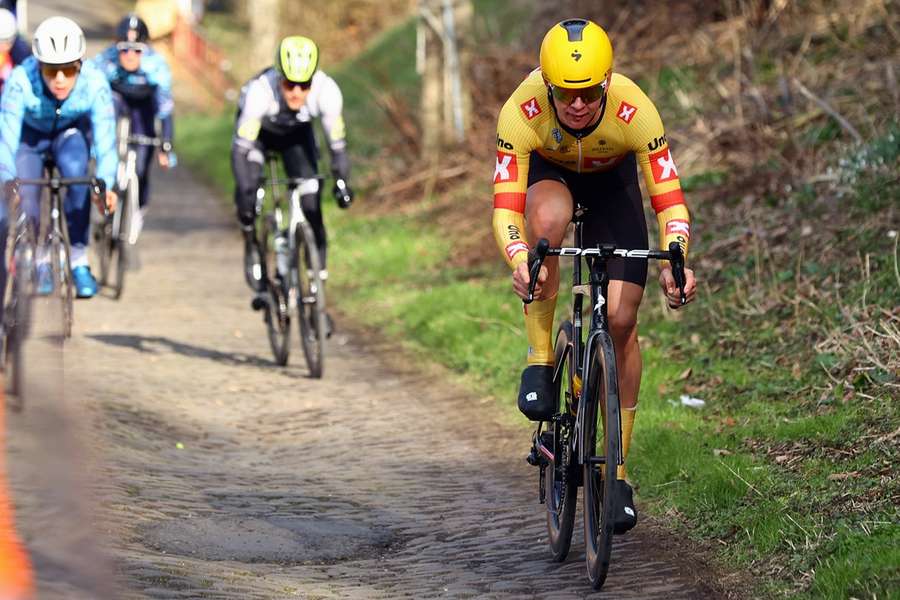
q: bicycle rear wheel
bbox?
[582,333,619,589]
[292,220,325,378]
[260,216,290,366]
[545,320,578,561]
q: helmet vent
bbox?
[560,19,588,42]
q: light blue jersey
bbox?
[0,57,117,188]
[93,45,174,122]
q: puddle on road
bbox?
[140,515,393,564]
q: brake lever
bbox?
[668,241,687,306]
[524,238,550,305]
[92,179,109,217]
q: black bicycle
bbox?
[250,152,326,375]
[525,205,686,589]
[94,116,166,299]
[3,159,105,398]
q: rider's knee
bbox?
[526,204,569,242]
[608,309,638,344]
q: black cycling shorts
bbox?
[527,152,649,287]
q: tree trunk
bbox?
[420,0,443,158]
[249,0,280,73]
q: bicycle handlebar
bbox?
[267,174,325,186]
[127,134,163,147]
[524,238,688,306]
[12,176,106,197]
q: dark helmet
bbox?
[116,14,149,44]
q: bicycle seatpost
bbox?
[668,241,687,306]
[524,237,550,305]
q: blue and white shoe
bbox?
[72,266,98,298]
[36,264,53,296]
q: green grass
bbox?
[177,11,900,600]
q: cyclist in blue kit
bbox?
[0,16,117,299]
[93,14,175,240]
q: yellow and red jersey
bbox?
[492,69,690,269]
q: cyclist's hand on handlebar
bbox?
[659,266,696,308]
[513,261,548,301]
[95,190,117,215]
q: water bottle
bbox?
[274,232,289,277]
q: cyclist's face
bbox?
[117,43,144,72]
[40,61,80,100]
[280,79,311,110]
[550,81,607,130]
[0,40,11,54]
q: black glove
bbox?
[333,178,353,209]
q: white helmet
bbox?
[32,16,86,64]
[0,9,17,43]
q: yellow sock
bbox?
[618,406,636,480]
[524,293,557,365]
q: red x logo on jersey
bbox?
[617,101,637,124]
[494,151,518,183]
[520,97,542,120]
[649,148,679,184]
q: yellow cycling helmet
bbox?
[275,36,319,83]
[540,19,613,89]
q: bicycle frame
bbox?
[530,205,686,471]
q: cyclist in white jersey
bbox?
[231,36,352,299]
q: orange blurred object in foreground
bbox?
[0,389,34,600]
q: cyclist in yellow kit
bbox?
[492,19,697,533]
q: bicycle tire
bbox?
[582,332,619,589]
[545,320,578,561]
[4,236,33,404]
[292,220,325,378]
[55,202,74,338]
[260,216,290,366]
[94,210,113,286]
[111,175,137,300]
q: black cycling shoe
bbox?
[250,293,268,312]
[517,364,556,421]
[613,480,638,534]
[242,227,263,292]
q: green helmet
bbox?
[275,36,319,83]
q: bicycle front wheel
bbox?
[582,333,619,589]
[260,217,290,366]
[94,209,113,286]
[545,320,578,561]
[4,239,34,403]
[111,177,137,300]
[50,235,74,339]
[292,220,325,378]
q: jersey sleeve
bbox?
[492,95,541,269]
[623,87,691,260]
[90,75,118,190]
[149,54,174,123]
[316,74,347,152]
[0,66,27,183]
[234,78,271,148]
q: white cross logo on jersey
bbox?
[656,152,678,180]
[667,220,691,236]
[494,154,513,182]
[617,101,637,123]
[520,97,542,120]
